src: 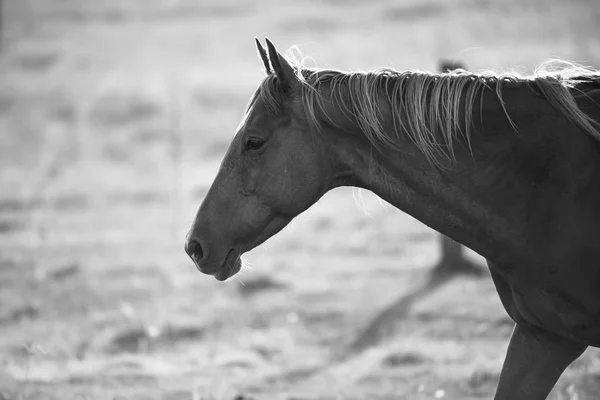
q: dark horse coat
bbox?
[186,39,600,399]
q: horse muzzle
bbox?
[184,239,241,281]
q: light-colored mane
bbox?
[256,55,600,166]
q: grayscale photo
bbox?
[1,1,600,399]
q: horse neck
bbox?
[323,82,573,265]
[333,137,513,262]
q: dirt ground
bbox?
[1,0,600,399]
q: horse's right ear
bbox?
[265,38,296,91]
[255,38,272,75]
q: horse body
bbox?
[365,84,600,345]
[322,74,600,346]
[185,39,600,398]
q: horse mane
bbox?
[255,54,600,166]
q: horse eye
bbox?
[246,138,266,151]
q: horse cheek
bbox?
[283,158,324,214]
[240,160,261,195]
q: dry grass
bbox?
[1,0,600,399]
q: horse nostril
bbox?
[186,240,204,262]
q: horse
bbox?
[185,38,600,399]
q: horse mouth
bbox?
[191,215,290,281]
[190,248,242,281]
[214,249,242,281]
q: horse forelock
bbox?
[253,74,285,116]
[254,53,600,166]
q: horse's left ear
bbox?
[264,38,296,90]
[255,38,271,74]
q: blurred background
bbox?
[1,0,600,399]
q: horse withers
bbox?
[185,38,600,399]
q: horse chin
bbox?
[212,215,292,281]
[214,250,242,281]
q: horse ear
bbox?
[264,38,296,90]
[255,38,271,74]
